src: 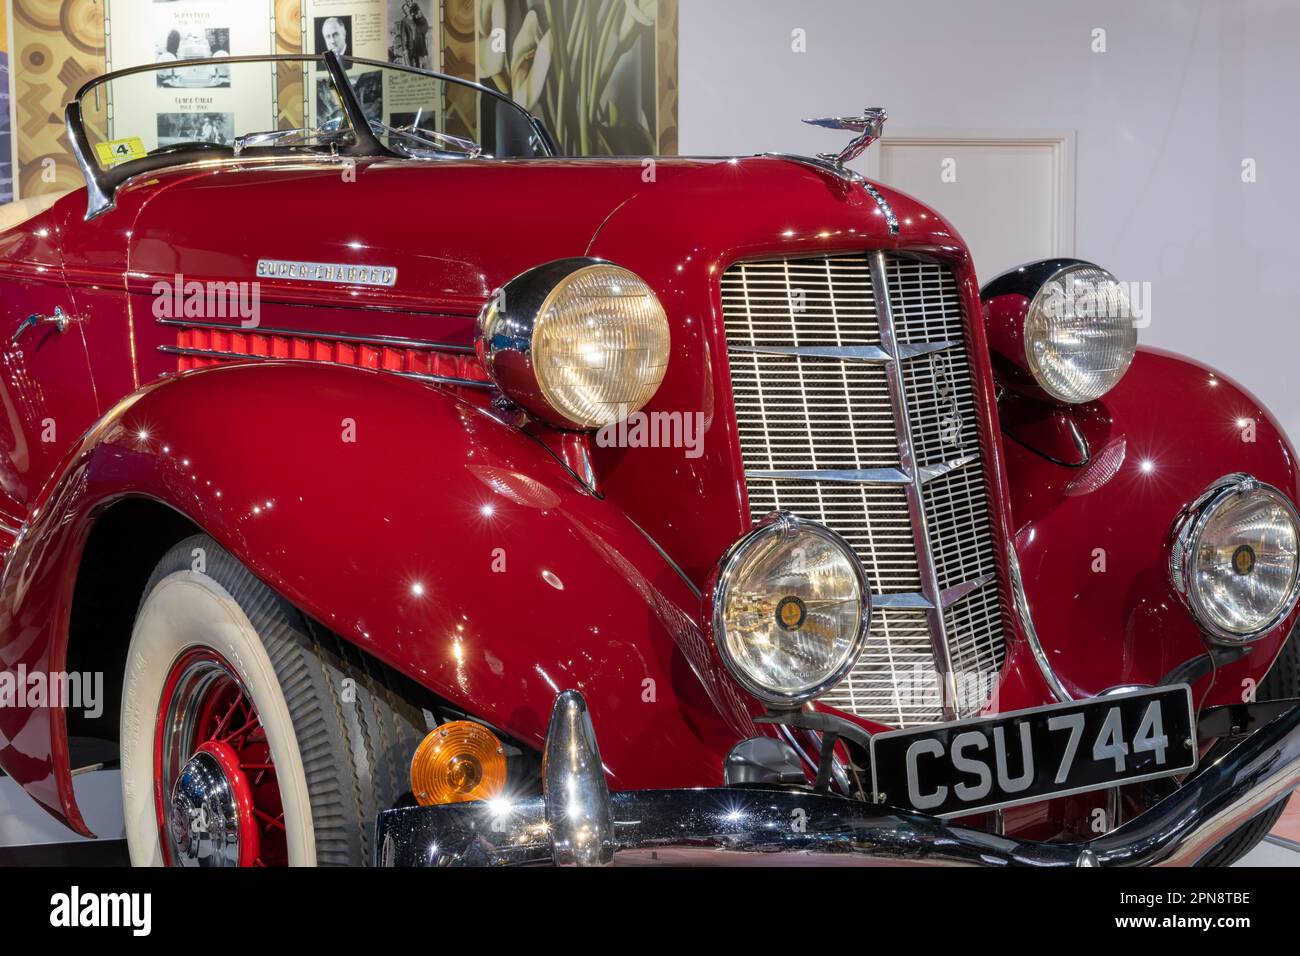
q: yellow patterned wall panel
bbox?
[12,0,105,197]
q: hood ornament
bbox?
[803,107,888,170]
[798,107,898,235]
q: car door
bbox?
[0,196,100,552]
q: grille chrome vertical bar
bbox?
[870,251,959,720]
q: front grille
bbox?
[728,355,899,470]
[721,252,1007,727]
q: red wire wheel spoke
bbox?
[154,648,287,866]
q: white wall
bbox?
[679,0,1300,444]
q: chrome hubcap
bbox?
[168,745,243,867]
[156,649,279,866]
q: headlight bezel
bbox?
[1169,473,1300,645]
[981,258,1138,406]
[477,257,670,430]
[709,512,873,707]
[1023,262,1138,404]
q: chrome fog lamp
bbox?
[709,513,872,706]
[478,258,670,429]
[1170,474,1300,644]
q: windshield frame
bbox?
[66,51,558,220]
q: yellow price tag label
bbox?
[94,137,148,166]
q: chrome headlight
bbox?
[710,513,872,706]
[1170,474,1300,644]
[1023,263,1137,403]
[478,258,670,429]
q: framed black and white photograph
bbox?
[156,27,232,88]
[386,0,432,69]
[313,14,353,58]
[155,111,235,147]
[351,69,384,123]
[315,76,344,127]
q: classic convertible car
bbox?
[0,52,1296,867]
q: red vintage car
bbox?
[0,52,1296,867]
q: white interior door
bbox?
[865,130,1075,283]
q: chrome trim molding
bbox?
[745,467,911,485]
[872,251,958,718]
[867,576,993,612]
[1007,541,1072,702]
[896,342,958,360]
[917,454,978,483]
[730,343,892,362]
[862,183,900,235]
[378,689,1300,867]
[873,592,934,610]
[762,151,899,235]
[730,342,956,362]
[627,517,702,600]
[939,573,995,609]
[745,456,974,487]
[64,101,115,219]
[393,371,495,390]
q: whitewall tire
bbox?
[120,535,425,866]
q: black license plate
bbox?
[869,685,1197,817]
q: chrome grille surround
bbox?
[721,251,1007,727]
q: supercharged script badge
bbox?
[256,259,397,287]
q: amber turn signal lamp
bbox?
[410,720,507,806]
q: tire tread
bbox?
[140,535,424,866]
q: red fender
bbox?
[0,361,758,832]
[1000,347,1300,704]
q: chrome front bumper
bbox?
[375,691,1300,867]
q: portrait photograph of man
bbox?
[313,14,352,58]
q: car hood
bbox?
[118,156,724,318]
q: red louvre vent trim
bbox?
[164,324,492,389]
